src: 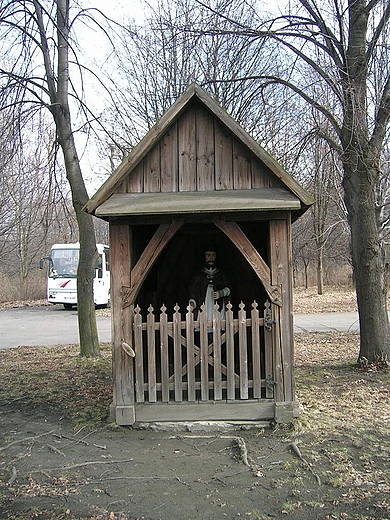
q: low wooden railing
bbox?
[132,301,274,404]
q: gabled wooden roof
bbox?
[84,83,314,219]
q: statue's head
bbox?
[204,250,216,267]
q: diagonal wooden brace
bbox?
[214,220,282,306]
[122,220,183,309]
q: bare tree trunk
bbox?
[58,129,100,357]
[251,0,390,363]
[343,158,390,362]
[0,0,100,354]
[317,248,323,295]
[53,0,100,356]
[340,0,390,364]
[303,261,309,289]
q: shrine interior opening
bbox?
[127,221,277,404]
[132,221,269,316]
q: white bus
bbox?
[40,243,110,309]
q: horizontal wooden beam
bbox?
[134,400,275,423]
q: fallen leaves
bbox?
[293,286,358,314]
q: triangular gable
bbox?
[84,83,314,216]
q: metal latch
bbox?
[266,374,276,390]
[264,308,275,331]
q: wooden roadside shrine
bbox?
[84,83,314,426]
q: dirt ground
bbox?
[0,287,389,520]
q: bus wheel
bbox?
[63,303,73,310]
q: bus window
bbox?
[104,248,110,272]
[51,249,79,278]
[95,255,103,278]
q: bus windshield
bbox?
[50,248,79,278]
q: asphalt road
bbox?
[0,305,360,350]
[0,305,111,349]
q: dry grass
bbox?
[293,331,390,518]
[0,343,113,427]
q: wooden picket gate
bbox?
[132,300,275,407]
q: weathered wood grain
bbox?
[214,220,282,305]
[179,106,196,191]
[95,188,301,218]
[144,144,160,193]
[160,125,178,192]
[110,223,134,413]
[269,218,294,403]
[196,105,215,190]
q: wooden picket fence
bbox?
[132,300,275,404]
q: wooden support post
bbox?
[226,303,235,400]
[147,305,157,402]
[186,305,196,402]
[269,218,295,405]
[251,302,262,399]
[238,302,249,399]
[173,304,182,401]
[110,223,135,425]
[200,305,209,401]
[263,301,274,399]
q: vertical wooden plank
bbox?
[147,305,156,402]
[110,223,135,417]
[186,305,196,402]
[269,219,294,403]
[113,178,128,194]
[233,138,251,189]
[144,144,161,193]
[213,304,222,400]
[133,305,144,403]
[251,157,269,188]
[199,304,209,401]
[196,106,215,191]
[215,121,233,190]
[173,304,182,401]
[263,301,274,399]
[238,302,248,399]
[272,304,285,402]
[161,124,178,192]
[178,106,197,191]
[127,161,144,192]
[226,302,235,400]
[160,305,169,403]
[251,301,262,398]
[269,166,284,188]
